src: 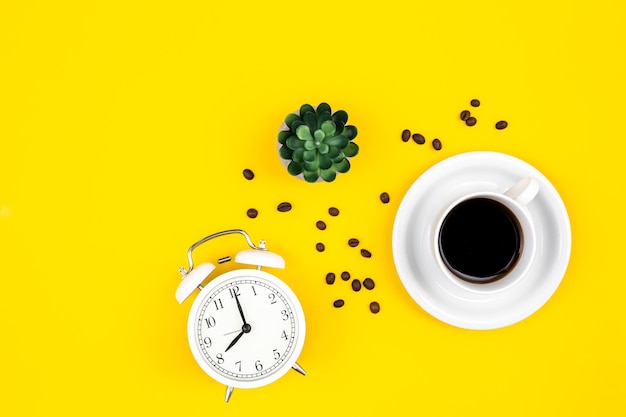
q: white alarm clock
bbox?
[176,229,306,402]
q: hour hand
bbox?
[225,330,244,352]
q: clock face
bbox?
[186,269,306,389]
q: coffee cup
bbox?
[432,177,540,293]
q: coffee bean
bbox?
[333,299,345,308]
[242,168,255,180]
[325,272,336,285]
[360,249,372,258]
[401,129,411,142]
[316,220,327,230]
[470,99,480,107]
[432,138,442,151]
[465,116,477,127]
[277,202,292,212]
[341,271,351,281]
[246,208,258,218]
[412,133,425,145]
[328,207,340,216]
[380,192,390,204]
[348,238,360,247]
[351,279,362,292]
[369,301,381,314]
[495,120,508,130]
[460,110,471,121]
[316,242,325,252]
[363,278,375,290]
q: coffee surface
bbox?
[438,198,521,283]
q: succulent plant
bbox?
[277,103,359,183]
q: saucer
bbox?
[392,151,571,330]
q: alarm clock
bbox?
[175,229,306,402]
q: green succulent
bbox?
[278,103,359,183]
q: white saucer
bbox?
[392,151,571,330]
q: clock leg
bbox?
[292,362,306,376]
[224,386,234,402]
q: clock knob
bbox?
[235,249,285,269]
[176,262,216,303]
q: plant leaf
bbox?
[316,102,331,115]
[303,149,316,162]
[278,130,291,145]
[287,161,303,176]
[343,125,358,140]
[333,158,350,173]
[325,135,349,148]
[285,113,301,130]
[321,120,336,137]
[314,129,325,141]
[304,140,316,150]
[332,110,348,125]
[327,145,340,158]
[300,104,315,115]
[316,111,332,129]
[286,135,304,149]
[302,111,317,132]
[318,143,330,154]
[296,125,313,141]
[320,168,337,182]
[343,142,359,157]
[279,145,294,159]
[303,170,319,183]
[319,154,332,169]
[290,120,305,134]
[304,157,319,171]
[293,148,305,162]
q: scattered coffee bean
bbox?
[412,133,426,144]
[328,207,340,216]
[316,220,327,230]
[246,208,258,218]
[432,138,442,151]
[460,110,471,121]
[341,271,351,281]
[333,299,345,308]
[360,249,372,258]
[351,279,362,292]
[369,301,381,314]
[401,129,411,142]
[495,120,508,130]
[325,272,336,285]
[465,116,477,127]
[277,202,292,212]
[363,278,375,290]
[316,242,325,252]
[470,99,480,107]
[242,168,255,180]
[348,238,360,247]
[380,192,390,204]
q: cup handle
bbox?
[504,177,540,206]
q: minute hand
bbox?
[234,292,247,325]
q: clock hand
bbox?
[234,292,247,325]
[224,323,252,352]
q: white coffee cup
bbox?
[432,177,540,293]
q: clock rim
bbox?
[185,268,306,389]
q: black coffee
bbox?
[438,198,521,284]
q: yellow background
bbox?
[1,0,625,415]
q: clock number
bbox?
[255,360,263,371]
[213,298,224,310]
[204,316,216,328]
[281,330,288,340]
[203,337,212,347]
[229,286,240,298]
[268,293,277,304]
[273,348,280,360]
[216,353,224,364]
[235,361,242,372]
[281,310,289,321]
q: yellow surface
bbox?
[1,1,625,415]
